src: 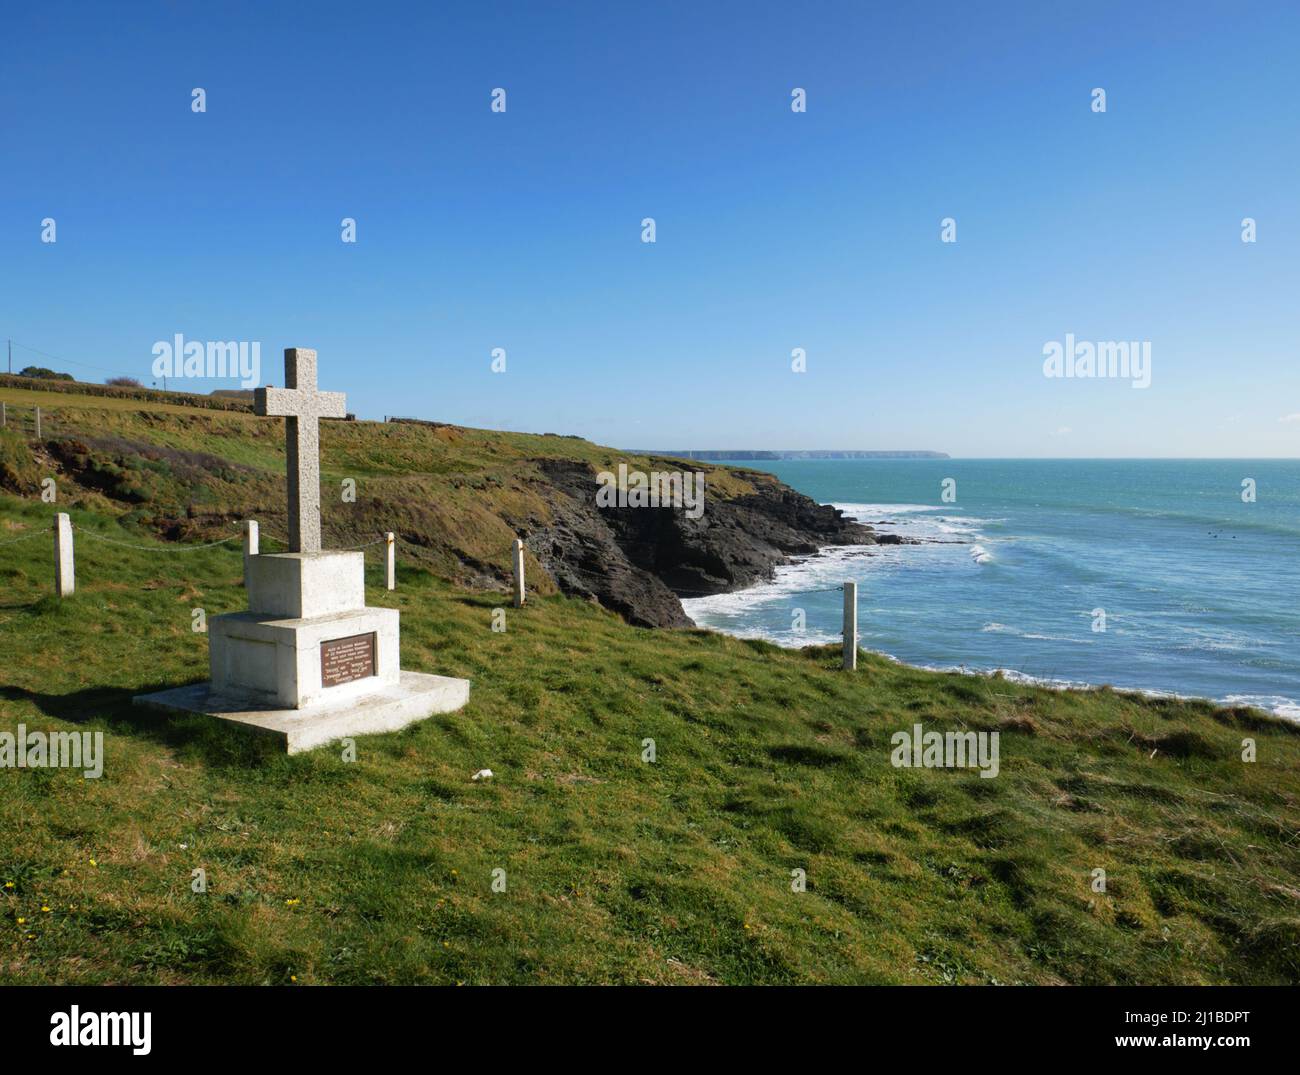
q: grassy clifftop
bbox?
[0,383,871,626]
[1,386,1299,984]
[0,384,759,599]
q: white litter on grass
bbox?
[471,769,493,781]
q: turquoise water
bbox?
[681,460,1300,719]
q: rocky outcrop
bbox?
[522,459,881,628]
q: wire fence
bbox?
[1,518,400,559]
[2,513,410,609]
[0,402,57,437]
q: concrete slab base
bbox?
[134,671,470,754]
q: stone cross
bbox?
[255,348,346,553]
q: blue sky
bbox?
[2,1,1297,457]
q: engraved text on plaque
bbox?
[320,632,376,687]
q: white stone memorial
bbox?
[135,347,470,752]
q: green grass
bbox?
[0,384,758,589]
[1,392,1299,984]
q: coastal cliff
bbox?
[522,458,880,628]
[0,387,894,630]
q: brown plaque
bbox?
[320,632,376,687]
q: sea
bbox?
[680,459,1300,721]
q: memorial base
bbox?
[133,671,471,755]
[132,547,470,753]
[209,606,401,710]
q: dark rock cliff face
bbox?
[522,459,879,628]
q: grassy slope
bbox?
[0,384,756,589]
[1,389,1299,985]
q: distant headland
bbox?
[635,449,951,461]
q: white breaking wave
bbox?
[1222,695,1300,722]
[681,495,1300,727]
[683,501,991,641]
[835,502,942,516]
[1168,626,1280,654]
[980,622,1092,644]
[913,666,1299,725]
[835,503,995,548]
[681,543,880,641]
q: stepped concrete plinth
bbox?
[136,671,470,755]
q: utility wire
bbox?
[5,338,134,379]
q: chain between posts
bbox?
[70,524,243,552]
[6,521,397,556]
[257,530,389,552]
[0,530,47,547]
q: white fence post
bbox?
[512,538,525,608]
[242,519,259,584]
[54,512,74,597]
[385,532,396,590]
[34,407,42,439]
[842,581,858,671]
